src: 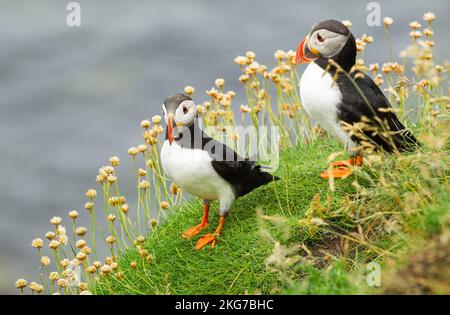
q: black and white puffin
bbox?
[295,19,419,179]
[160,93,279,250]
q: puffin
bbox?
[160,93,279,250]
[295,20,419,179]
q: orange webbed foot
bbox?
[320,167,353,179]
[181,223,208,239]
[330,160,352,167]
[195,216,225,250]
[195,233,218,250]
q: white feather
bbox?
[161,140,235,215]
[299,62,357,153]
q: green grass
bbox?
[93,139,356,294]
[93,134,449,295]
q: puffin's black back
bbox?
[336,70,419,152]
[313,23,419,153]
[176,123,279,197]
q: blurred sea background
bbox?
[0,0,448,293]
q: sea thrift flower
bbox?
[107,175,117,183]
[82,246,91,255]
[152,115,162,124]
[86,266,97,274]
[105,256,114,265]
[138,144,148,152]
[170,183,179,194]
[45,231,55,240]
[57,278,68,288]
[383,17,394,27]
[369,63,379,74]
[215,78,225,88]
[76,240,86,248]
[50,216,62,226]
[31,238,44,249]
[109,156,120,167]
[140,119,151,129]
[93,261,102,269]
[121,204,129,214]
[76,252,87,261]
[105,236,116,245]
[75,227,87,236]
[128,147,139,156]
[234,56,248,65]
[138,180,150,190]
[184,86,195,95]
[160,201,169,210]
[49,272,59,281]
[274,50,287,60]
[68,210,79,220]
[150,219,158,228]
[85,189,97,199]
[29,282,44,294]
[49,240,60,250]
[409,21,421,29]
[101,265,112,276]
[41,256,51,266]
[15,279,27,291]
[341,20,352,28]
[130,261,138,270]
[84,202,94,211]
[423,12,436,23]
[60,259,70,269]
[409,30,422,40]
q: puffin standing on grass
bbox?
[295,20,419,179]
[160,94,279,250]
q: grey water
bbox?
[0,0,448,293]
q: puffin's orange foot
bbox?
[330,156,363,167]
[181,223,208,239]
[320,167,353,179]
[195,233,218,250]
[330,160,352,167]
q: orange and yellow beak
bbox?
[167,114,174,144]
[295,35,320,64]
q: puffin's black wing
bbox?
[175,123,279,197]
[204,133,279,198]
[337,70,419,152]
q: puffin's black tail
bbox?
[387,117,421,153]
[235,165,279,198]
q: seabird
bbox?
[160,94,279,250]
[295,19,419,179]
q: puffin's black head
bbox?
[295,19,355,70]
[162,93,196,144]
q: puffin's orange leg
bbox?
[322,155,363,179]
[181,204,209,239]
[330,155,364,167]
[320,167,353,179]
[195,216,225,250]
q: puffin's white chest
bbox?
[160,140,234,201]
[300,62,342,127]
[299,62,357,152]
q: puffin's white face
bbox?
[308,29,349,59]
[162,100,196,127]
[174,100,196,127]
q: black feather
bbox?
[175,123,279,197]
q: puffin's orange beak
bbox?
[295,35,319,64]
[167,114,174,145]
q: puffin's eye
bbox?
[183,106,188,114]
[317,33,324,43]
